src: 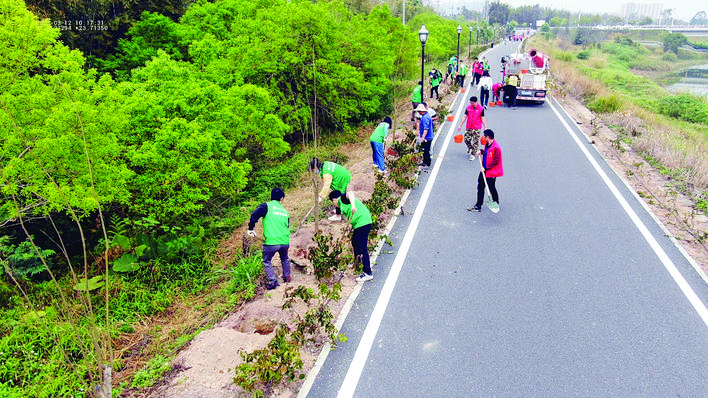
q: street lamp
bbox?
[456,25,462,73]
[468,26,473,58]
[418,24,429,99]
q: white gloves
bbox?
[318,196,323,203]
[247,230,256,237]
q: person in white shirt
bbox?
[477,71,493,107]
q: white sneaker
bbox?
[328,214,341,221]
[469,154,475,161]
[356,273,373,283]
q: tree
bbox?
[549,16,563,27]
[660,8,673,25]
[690,11,707,25]
[488,1,510,25]
[663,32,688,55]
[639,16,653,25]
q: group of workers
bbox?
[248,157,376,290]
[248,53,509,292]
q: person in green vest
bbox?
[429,68,442,100]
[445,55,457,84]
[457,60,468,87]
[247,187,291,290]
[370,116,392,173]
[411,80,423,122]
[328,190,374,283]
[309,157,352,221]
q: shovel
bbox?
[478,157,500,213]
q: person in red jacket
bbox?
[468,129,503,212]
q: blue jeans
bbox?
[262,244,290,285]
[371,141,385,171]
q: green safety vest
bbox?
[338,197,372,230]
[321,161,351,193]
[460,63,467,75]
[370,122,388,143]
[412,85,422,103]
[431,72,442,87]
[263,200,290,245]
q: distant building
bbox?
[621,3,663,22]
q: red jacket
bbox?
[482,139,503,178]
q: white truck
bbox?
[502,50,549,104]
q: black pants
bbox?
[352,224,372,275]
[430,85,439,99]
[473,73,481,86]
[421,140,431,167]
[475,172,498,207]
[480,87,490,106]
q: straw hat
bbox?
[414,104,427,112]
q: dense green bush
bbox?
[657,94,708,125]
[576,50,591,60]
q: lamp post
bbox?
[456,25,462,73]
[418,25,428,99]
[468,26,473,58]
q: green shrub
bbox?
[576,50,591,60]
[224,254,263,301]
[657,94,708,125]
[588,94,623,113]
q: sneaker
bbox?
[283,276,291,283]
[266,281,280,290]
[377,168,385,173]
[469,154,475,161]
[328,214,342,221]
[467,206,482,212]
[356,273,373,283]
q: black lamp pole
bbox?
[468,26,472,58]
[419,25,429,97]
[456,25,461,72]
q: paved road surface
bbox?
[302,39,708,397]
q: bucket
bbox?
[387,147,398,156]
[447,115,455,122]
[489,102,495,107]
[461,88,466,93]
[454,135,463,143]
[496,100,502,106]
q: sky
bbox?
[431,1,706,22]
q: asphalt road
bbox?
[303,40,708,397]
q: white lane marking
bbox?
[549,99,708,328]
[336,94,467,398]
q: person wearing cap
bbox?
[468,129,503,212]
[370,116,392,173]
[411,81,423,121]
[414,101,438,131]
[328,190,374,283]
[309,157,351,221]
[247,187,291,290]
[416,103,434,168]
[457,96,487,161]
